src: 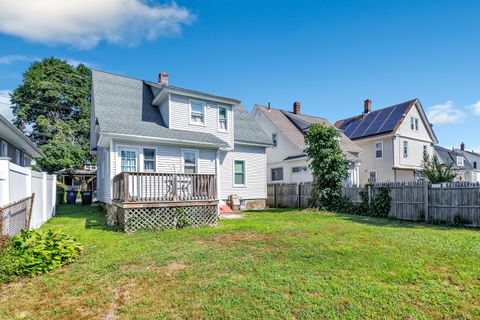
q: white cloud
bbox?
[0,90,14,122]
[467,101,480,116]
[0,54,39,65]
[427,101,466,124]
[0,0,195,49]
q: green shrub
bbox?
[175,207,191,229]
[335,185,391,218]
[0,229,82,283]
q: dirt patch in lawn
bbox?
[104,286,130,320]
[209,232,272,243]
[163,262,187,277]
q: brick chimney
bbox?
[293,101,300,114]
[460,142,465,151]
[158,71,168,86]
[364,99,372,114]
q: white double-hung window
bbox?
[375,142,383,159]
[143,148,156,171]
[234,160,246,186]
[218,107,227,131]
[190,100,205,125]
[182,150,198,174]
[120,150,137,172]
[410,117,419,131]
[1,141,7,157]
[403,141,409,158]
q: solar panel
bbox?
[343,119,362,137]
[363,109,389,136]
[350,112,378,138]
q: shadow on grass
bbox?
[55,204,122,232]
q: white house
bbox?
[455,143,480,183]
[90,70,272,225]
[335,99,438,184]
[435,144,480,183]
[253,102,362,186]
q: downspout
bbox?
[216,149,221,202]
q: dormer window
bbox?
[410,117,419,131]
[218,107,227,131]
[457,156,464,167]
[190,100,205,125]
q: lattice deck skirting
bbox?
[118,204,219,233]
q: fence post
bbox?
[51,174,57,216]
[368,184,373,205]
[42,172,47,224]
[0,158,10,207]
[298,184,302,208]
[424,183,429,222]
[273,184,277,208]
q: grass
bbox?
[1,205,479,320]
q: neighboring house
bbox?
[56,164,97,191]
[90,70,271,217]
[434,144,479,183]
[335,99,438,184]
[253,102,362,186]
[455,143,480,183]
[0,113,44,166]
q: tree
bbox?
[304,123,348,210]
[10,57,92,173]
[422,152,456,183]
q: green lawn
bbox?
[1,206,479,320]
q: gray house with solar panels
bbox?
[335,99,438,185]
[90,70,272,231]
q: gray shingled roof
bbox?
[92,70,269,147]
[234,105,272,146]
[434,146,474,170]
[255,105,361,161]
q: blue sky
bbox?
[0,0,479,151]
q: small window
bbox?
[234,160,246,185]
[403,141,409,158]
[457,156,464,167]
[183,150,198,174]
[272,133,278,148]
[474,161,478,170]
[15,149,21,165]
[143,148,156,171]
[120,150,137,172]
[271,167,283,181]
[423,145,428,155]
[1,141,7,157]
[375,142,383,159]
[292,166,308,173]
[218,107,227,131]
[410,117,419,131]
[369,171,377,183]
[190,101,205,125]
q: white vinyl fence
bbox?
[0,158,56,229]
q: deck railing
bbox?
[113,172,217,203]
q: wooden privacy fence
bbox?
[267,182,480,226]
[0,195,34,247]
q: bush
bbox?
[335,185,391,218]
[0,229,82,283]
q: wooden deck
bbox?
[112,172,217,208]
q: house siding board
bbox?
[168,94,234,147]
[219,144,267,200]
[97,147,111,204]
[356,137,395,185]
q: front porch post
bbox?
[216,149,221,201]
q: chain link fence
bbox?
[0,195,34,247]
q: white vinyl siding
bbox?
[220,144,267,200]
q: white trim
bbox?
[181,148,199,174]
[189,99,206,127]
[374,141,384,159]
[217,105,229,133]
[234,141,273,147]
[233,159,246,187]
[152,87,240,106]
[99,132,225,149]
[369,170,378,183]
